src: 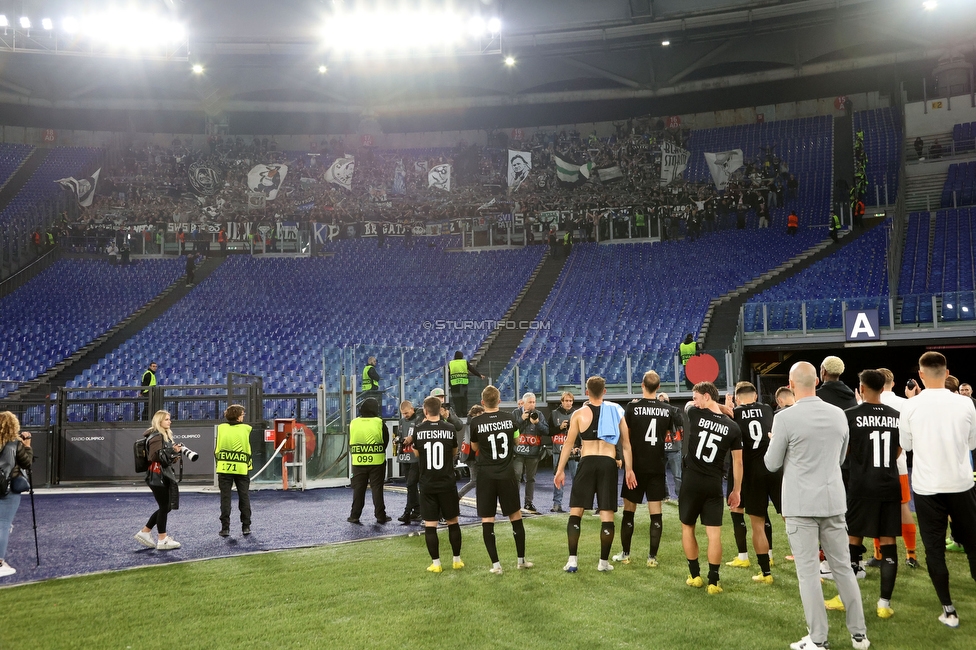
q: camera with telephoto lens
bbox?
[180,446,199,462]
[528,410,540,422]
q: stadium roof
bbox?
[0,0,972,132]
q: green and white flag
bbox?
[554,155,591,186]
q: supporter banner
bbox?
[324,156,355,191]
[597,165,623,182]
[415,161,428,174]
[368,187,387,203]
[314,220,457,243]
[165,221,299,242]
[392,159,406,195]
[704,149,744,191]
[246,164,288,200]
[553,155,591,186]
[477,198,497,211]
[660,141,690,186]
[247,192,266,210]
[507,150,531,191]
[428,164,451,192]
[188,161,223,196]
[56,168,101,207]
[538,211,560,225]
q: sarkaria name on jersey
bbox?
[855,415,899,428]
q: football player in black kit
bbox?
[413,396,462,573]
[826,369,902,619]
[724,381,780,584]
[612,371,680,567]
[468,385,533,574]
[681,381,743,594]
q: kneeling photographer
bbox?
[134,410,192,551]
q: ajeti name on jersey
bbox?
[685,407,742,481]
[468,411,520,479]
[733,402,774,470]
[845,402,901,502]
[413,420,459,491]
[626,398,677,475]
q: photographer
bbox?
[134,410,184,550]
[215,405,252,537]
[548,392,578,513]
[513,392,549,514]
[0,412,33,578]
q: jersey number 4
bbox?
[695,431,722,463]
[644,419,658,445]
[423,441,445,470]
[869,430,891,468]
[487,433,509,460]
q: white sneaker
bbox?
[611,552,631,563]
[134,530,155,548]
[598,561,614,572]
[156,536,181,550]
[853,566,867,580]
[790,635,829,650]
[851,633,870,649]
[0,561,16,577]
[939,611,960,628]
[488,565,503,575]
[819,560,834,581]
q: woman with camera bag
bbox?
[0,411,33,577]
[134,410,184,550]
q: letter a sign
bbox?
[844,309,880,341]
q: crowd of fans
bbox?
[63,115,801,245]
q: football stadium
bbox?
[0,0,975,648]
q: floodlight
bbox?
[42,18,53,30]
[62,17,78,33]
[946,303,954,309]
[468,16,485,37]
[922,1,937,10]
[191,64,204,74]
[487,17,501,33]
[318,65,328,73]
[504,56,515,66]
[20,17,30,29]
[661,39,670,46]
[0,16,7,28]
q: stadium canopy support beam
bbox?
[558,57,644,89]
[667,39,735,86]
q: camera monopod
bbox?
[26,467,39,567]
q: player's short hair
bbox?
[642,371,661,393]
[734,381,757,396]
[693,381,719,402]
[918,351,946,373]
[423,396,442,416]
[399,400,413,411]
[481,385,500,408]
[946,375,960,393]
[586,376,606,397]
[821,355,845,377]
[468,404,485,418]
[774,386,794,399]
[877,368,894,386]
[224,404,245,422]
[857,369,885,393]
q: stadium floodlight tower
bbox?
[0,6,189,60]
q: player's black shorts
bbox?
[742,468,783,517]
[476,471,521,518]
[621,472,667,504]
[420,486,460,522]
[846,499,901,539]
[570,456,618,512]
[680,472,725,527]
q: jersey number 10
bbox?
[423,441,445,470]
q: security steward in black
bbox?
[140,361,158,420]
[449,351,484,415]
[348,398,392,524]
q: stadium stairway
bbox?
[473,249,567,378]
[701,224,879,355]
[0,147,49,213]
[18,255,226,398]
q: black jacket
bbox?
[817,380,857,411]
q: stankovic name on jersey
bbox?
[633,407,672,417]
[854,415,899,429]
[701,419,730,434]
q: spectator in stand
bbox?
[787,210,799,236]
[914,136,924,160]
[930,140,943,160]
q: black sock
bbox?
[880,543,898,601]
[757,552,771,576]
[620,510,635,554]
[688,558,700,578]
[649,513,663,557]
[600,521,615,561]
[850,543,864,573]
[731,511,748,554]
[511,519,526,558]
[482,522,499,564]
[708,563,721,586]
[448,523,462,558]
[764,513,773,550]
[568,515,582,556]
[425,526,439,561]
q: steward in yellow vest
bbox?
[348,398,392,524]
[216,404,253,536]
